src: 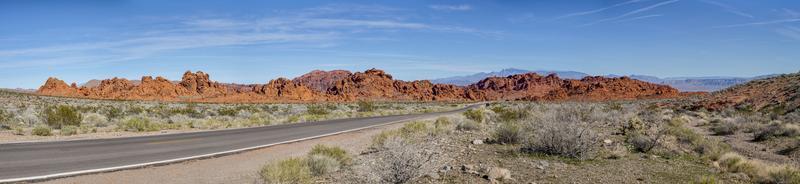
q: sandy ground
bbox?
[34,116,441,184]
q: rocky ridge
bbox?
[38,69,681,102]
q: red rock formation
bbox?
[36,69,682,103]
[38,78,82,97]
[293,70,352,92]
[253,78,323,101]
[467,73,679,101]
[697,73,800,112]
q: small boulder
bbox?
[484,167,512,182]
[472,139,484,145]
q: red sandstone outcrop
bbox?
[696,73,799,112]
[293,70,352,92]
[466,73,679,101]
[37,69,682,103]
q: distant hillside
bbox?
[431,68,590,86]
[697,73,800,113]
[433,68,772,92]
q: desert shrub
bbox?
[308,144,351,165]
[767,167,800,184]
[104,107,123,121]
[455,119,480,131]
[400,121,427,136]
[754,123,800,141]
[627,133,661,153]
[371,130,400,148]
[432,117,452,134]
[523,121,598,159]
[710,120,739,135]
[306,105,330,115]
[32,125,52,136]
[81,113,108,127]
[364,137,440,184]
[120,117,160,132]
[694,140,730,161]
[307,154,340,176]
[493,122,522,144]
[463,109,485,123]
[60,125,78,136]
[358,101,376,112]
[260,157,312,184]
[43,105,82,129]
[14,126,24,135]
[716,152,796,182]
[0,108,11,125]
[492,106,529,122]
[216,107,239,117]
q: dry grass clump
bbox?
[463,108,485,123]
[710,119,739,135]
[307,154,340,176]
[31,125,52,136]
[492,122,522,144]
[754,123,800,142]
[261,144,351,182]
[717,152,800,183]
[260,157,312,184]
[309,144,351,165]
[356,136,441,184]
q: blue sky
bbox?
[1,0,799,88]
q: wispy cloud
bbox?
[713,18,800,28]
[582,0,679,26]
[612,14,663,23]
[555,0,644,20]
[775,26,800,41]
[429,4,472,11]
[0,4,496,69]
[699,0,754,18]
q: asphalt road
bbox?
[0,104,481,183]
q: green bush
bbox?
[0,108,10,124]
[44,105,82,129]
[32,126,52,136]
[216,107,239,117]
[120,117,160,132]
[309,144,351,165]
[306,105,330,115]
[492,106,529,122]
[493,122,522,144]
[463,109,484,123]
[260,157,312,184]
[357,101,376,112]
[60,125,78,136]
[307,154,340,176]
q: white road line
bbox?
[0,113,438,183]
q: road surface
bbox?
[0,104,481,183]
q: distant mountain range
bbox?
[431,68,775,92]
[430,68,591,86]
